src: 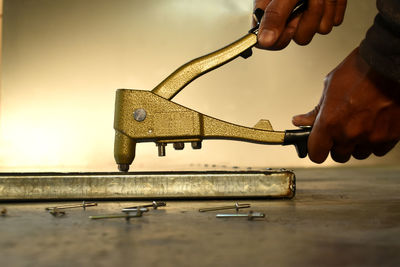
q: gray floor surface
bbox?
[0,166,399,267]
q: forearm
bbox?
[359,0,400,84]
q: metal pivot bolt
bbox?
[216,211,265,220]
[122,201,166,212]
[191,141,202,149]
[199,202,250,212]
[173,142,185,150]
[157,143,166,156]
[133,108,147,122]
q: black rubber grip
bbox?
[283,127,311,158]
[254,8,264,23]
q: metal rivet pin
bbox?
[199,202,250,212]
[45,201,98,211]
[122,201,166,212]
[216,211,265,221]
[89,210,144,221]
[121,207,149,213]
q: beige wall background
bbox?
[0,0,398,172]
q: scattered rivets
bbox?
[45,201,97,211]
[216,211,265,220]
[89,211,143,221]
[121,207,149,213]
[122,201,166,212]
[199,202,250,212]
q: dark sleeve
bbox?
[359,0,400,84]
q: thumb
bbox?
[292,104,320,127]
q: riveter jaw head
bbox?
[114,88,207,171]
[114,131,136,172]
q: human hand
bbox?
[292,48,400,163]
[254,0,347,50]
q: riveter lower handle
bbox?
[283,127,311,158]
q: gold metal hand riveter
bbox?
[113,5,310,172]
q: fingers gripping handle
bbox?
[251,0,308,29]
[283,127,311,158]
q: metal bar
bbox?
[0,170,295,200]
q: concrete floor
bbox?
[0,166,399,267]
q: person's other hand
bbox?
[254,0,347,50]
[292,48,400,163]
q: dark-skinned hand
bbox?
[292,48,400,163]
[254,0,347,50]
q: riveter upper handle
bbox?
[151,33,258,100]
[151,0,307,101]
